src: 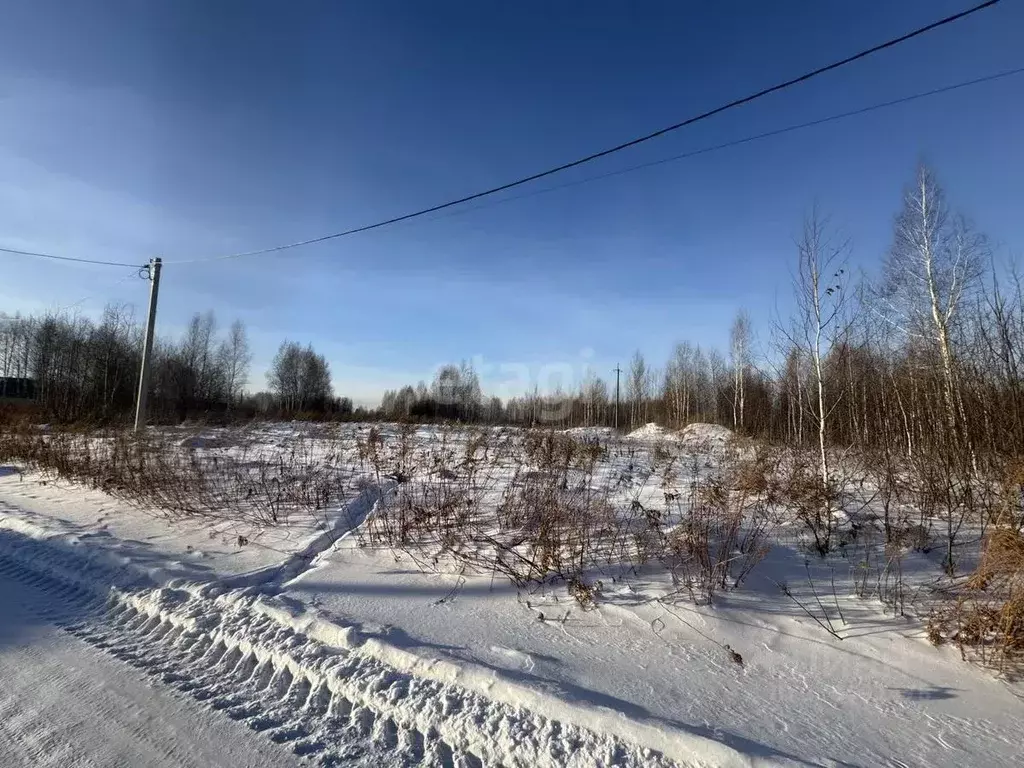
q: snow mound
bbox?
[678,423,734,449]
[562,426,613,439]
[626,422,735,446]
[625,423,677,441]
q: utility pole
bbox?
[613,363,622,431]
[134,257,162,432]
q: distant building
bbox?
[0,377,37,400]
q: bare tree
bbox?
[217,320,252,408]
[176,311,219,408]
[430,361,482,420]
[881,163,986,440]
[705,348,728,425]
[267,341,302,412]
[787,209,851,490]
[877,165,988,573]
[662,343,693,428]
[730,310,752,432]
[580,368,608,426]
[268,341,332,413]
[627,350,648,429]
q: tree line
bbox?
[0,307,353,422]
[376,163,1024,573]
[380,165,1024,459]
[6,162,1022,481]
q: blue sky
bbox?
[1,1,1021,404]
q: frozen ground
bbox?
[0,423,1021,767]
[0,533,300,768]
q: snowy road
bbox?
[0,525,678,768]
[0,556,300,768]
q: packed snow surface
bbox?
[626,422,677,440]
[678,422,735,447]
[0,421,1020,767]
[561,426,614,439]
[626,421,735,447]
[0,535,299,767]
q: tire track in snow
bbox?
[0,528,681,768]
[0,548,448,767]
[0,558,293,768]
[0,677,102,768]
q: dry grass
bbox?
[358,427,636,596]
[355,426,783,606]
[0,418,796,608]
[20,417,1005,630]
[7,416,1024,677]
[0,420,356,528]
[661,442,788,603]
[928,527,1024,678]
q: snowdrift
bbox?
[625,422,676,441]
[678,422,735,449]
[625,422,735,447]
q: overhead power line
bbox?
[169,0,1003,264]
[0,245,142,269]
[409,66,1024,226]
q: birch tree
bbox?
[217,320,252,407]
[881,164,986,442]
[730,310,752,432]
[879,165,987,573]
[627,351,648,429]
[788,210,850,490]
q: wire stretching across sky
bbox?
[0,245,142,269]
[408,66,1024,228]
[166,0,1005,264]
[167,64,1024,263]
[7,63,1013,275]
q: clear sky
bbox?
[1,1,1021,405]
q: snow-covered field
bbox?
[0,422,1021,767]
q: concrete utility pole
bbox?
[614,364,622,431]
[134,257,162,432]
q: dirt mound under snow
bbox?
[678,422,735,446]
[625,423,675,441]
[625,422,735,447]
[562,426,614,439]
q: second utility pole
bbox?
[614,363,621,431]
[134,257,162,432]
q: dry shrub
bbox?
[994,457,1024,531]
[4,419,782,610]
[356,423,419,484]
[568,576,601,609]
[773,450,843,556]
[928,527,1024,678]
[0,423,356,528]
[662,443,783,604]
[359,428,666,607]
[972,528,1024,588]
